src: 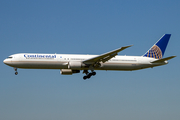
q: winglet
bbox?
[143,34,171,59]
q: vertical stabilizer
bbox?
[143,34,171,59]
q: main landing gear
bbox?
[14,67,18,75]
[83,70,96,80]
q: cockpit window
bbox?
[7,56,13,59]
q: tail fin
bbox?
[143,34,171,59]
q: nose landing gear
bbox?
[14,67,18,75]
[83,70,96,80]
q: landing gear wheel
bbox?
[82,70,97,80]
[15,72,18,75]
[92,72,96,76]
[14,67,18,75]
[83,76,87,80]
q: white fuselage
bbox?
[3,53,167,71]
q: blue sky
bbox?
[0,0,180,120]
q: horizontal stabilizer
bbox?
[151,56,176,63]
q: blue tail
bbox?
[143,34,171,59]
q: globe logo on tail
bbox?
[146,45,162,59]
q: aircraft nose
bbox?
[3,59,11,65]
[3,59,7,64]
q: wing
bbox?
[83,45,133,66]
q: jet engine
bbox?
[68,61,82,69]
[60,69,80,75]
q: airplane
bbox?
[3,34,176,80]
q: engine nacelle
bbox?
[68,61,82,69]
[60,69,80,75]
